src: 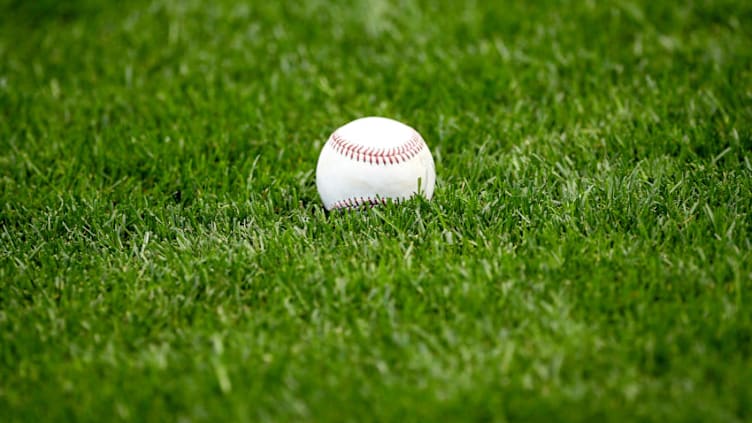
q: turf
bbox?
[1,0,751,421]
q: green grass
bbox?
[1,0,751,421]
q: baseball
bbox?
[316,117,436,211]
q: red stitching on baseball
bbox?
[329,132,425,165]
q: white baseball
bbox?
[316,117,436,211]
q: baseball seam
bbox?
[330,196,401,210]
[328,132,425,165]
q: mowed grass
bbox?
[1,0,751,421]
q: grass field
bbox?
[1,0,751,421]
